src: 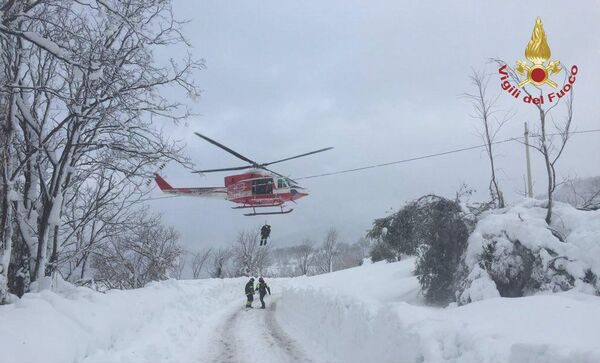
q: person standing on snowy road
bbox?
[255,277,271,309]
[245,278,255,308]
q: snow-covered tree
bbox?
[209,248,232,278]
[296,239,315,276]
[368,239,396,263]
[368,195,471,305]
[412,196,470,305]
[232,231,271,277]
[92,210,182,289]
[367,201,425,259]
[267,237,366,277]
[0,0,28,304]
[316,229,340,274]
[58,167,154,282]
[336,241,366,270]
[493,59,575,224]
[0,0,200,300]
[465,69,509,208]
[191,248,213,279]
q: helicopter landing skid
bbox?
[240,204,293,216]
[244,208,293,216]
[232,203,283,209]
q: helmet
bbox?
[259,277,264,282]
[250,277,254,282]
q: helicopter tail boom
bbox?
[154,174,227,199]
[155,174,173,190]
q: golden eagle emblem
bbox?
[516,17,561,88]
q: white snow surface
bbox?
[460,199,600,301]
[280,259,600,363]
[2,257,600,363]
[0,278,246,363]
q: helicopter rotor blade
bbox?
[286,175,299,185]
[259,166,285,178]
[192,165,250,174]
[194,132,258,166]
[193,132,331,183]
[262,147,333,167]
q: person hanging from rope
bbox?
[245,277,255,308]
[260,223,271,246]
[255,277,271,309]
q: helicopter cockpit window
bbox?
[285,178,298,188]
[252,178,274,195]
[277,178,288,189]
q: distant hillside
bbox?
[554,176,600,210]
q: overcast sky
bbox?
[149,0,600,252]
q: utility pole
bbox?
[524,122,533,198]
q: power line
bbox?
[140,195,183,202]
[101,194,183,206]
[138,128,600,194]
[295,128,600,181]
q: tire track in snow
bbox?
[264,302,312,363]
[208,298,313,363]
[210,308,240,363]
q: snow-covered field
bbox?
[280,258,600,363]
[2,256,600,363]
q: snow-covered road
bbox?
[3,259,600,363]
[206,297,313,363]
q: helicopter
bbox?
[154,132,333,216]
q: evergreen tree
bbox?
[369,195,470,305]
[413,197,469,305]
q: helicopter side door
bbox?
[252,177,274,195]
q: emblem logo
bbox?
[515,17,561,88]
[498,17,578,105]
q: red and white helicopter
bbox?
[154,132,332,216]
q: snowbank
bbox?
[278,258,600,363]
[0,278,246,363]
[460,199,600,301]
[3,216,600,363]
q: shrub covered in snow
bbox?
[368,195,472,305]
[457,199,600,304]
[368,239,397,263]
